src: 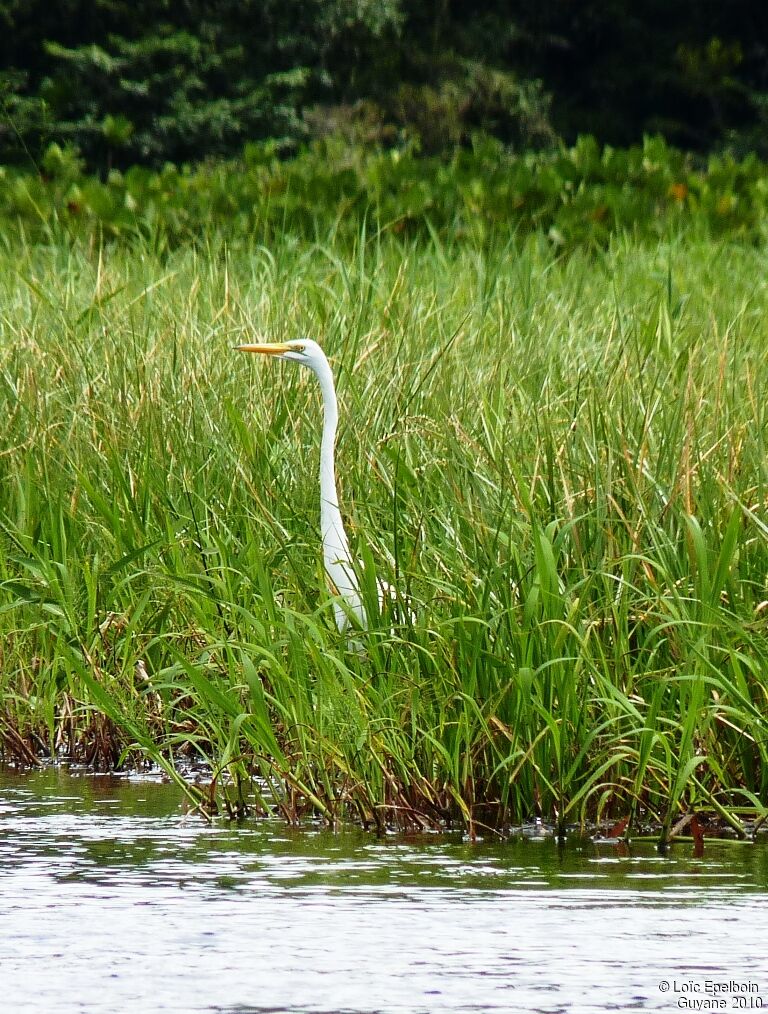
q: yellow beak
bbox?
[236,342,292,356]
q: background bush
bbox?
[3,134,768,252]
[2,0,768,172]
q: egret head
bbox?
[236,337,327,369]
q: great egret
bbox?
[236,338,367,632]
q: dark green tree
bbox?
[2,0,767,168]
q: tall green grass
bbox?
[1,227,767,837]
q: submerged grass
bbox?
[1,226,767,838]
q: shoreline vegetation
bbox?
[1,134,767,843]
[3,134,768,250]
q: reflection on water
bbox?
[1,767,767,1013]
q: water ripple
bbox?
[1,767,767,1013]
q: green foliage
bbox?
[0,0,405,168]
[508,3,768,153]
[4,1,767,171]
[39,30,312,168]
[3,134,768,251]
[0,223,767,835]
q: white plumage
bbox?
[237,338,367,632]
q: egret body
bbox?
[237,339,366,632]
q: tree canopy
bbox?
[2,0,767,170]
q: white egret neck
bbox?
[310,353,366,631]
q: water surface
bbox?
[1,766,767,1013]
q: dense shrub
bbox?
[2,1,768,170]
[3,134,768,250]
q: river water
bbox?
[1,767,766,1013]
